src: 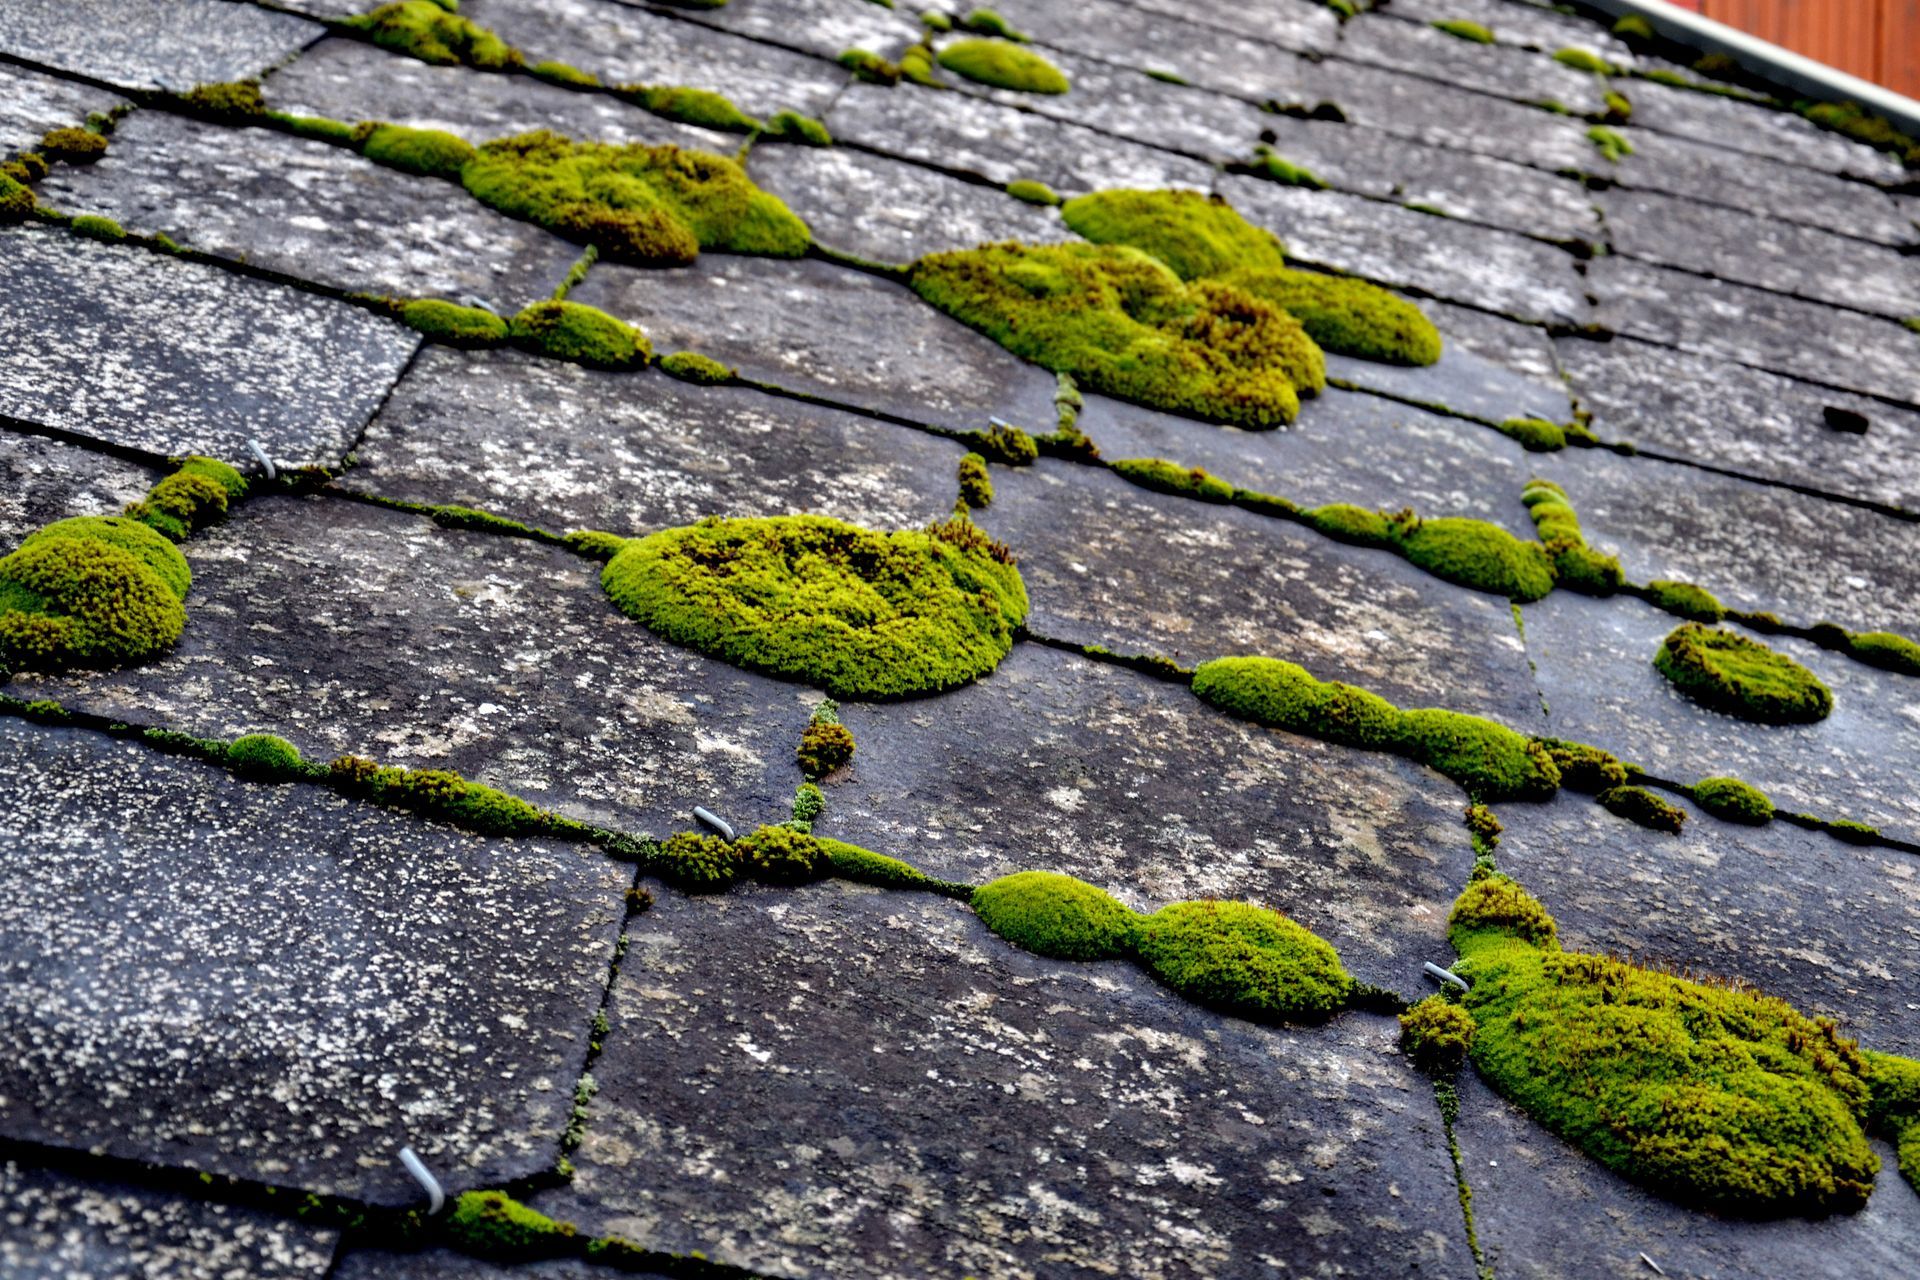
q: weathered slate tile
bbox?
[0,719,628,1203]
[747,142,1070,264]
[38,110,579,310]
[0,1160,337,1280]
[0,0,319,93]
[342,346,967,534]
[1124,0,1341,54]
[1600,186,1919,320]
[1325,299,1575,426]
[1255,114,1601,243]
[1452,1071,1920,1280]
[1335,13,1607,114]
[826,80,1218,195]
[569,255,1061,433]
[1221,175,1588,323]
[1556,334,1920,513]
[1381,0,1634,60]
[1587,255,1920,407]
[263,38,736,153]
[824,642,1474,991]
[1518,589,1920,845]
[0,64,126,158]
[1623,77,1906,183]
[977,460,1545,726]
[1496,789,1920,1057]
[654,0,922,61]
[0,430,155,545]
[460,0,845,119]
[334,1252,621,1280]
[0,225,418,468]
[8,496,808,840]
[1004,0,1329,92]
[534,881,1468,1279]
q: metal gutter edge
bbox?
[1575,0,1920,135]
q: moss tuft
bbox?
[125,457,248,542]
[1305,502,1393,547]
[1692,776,1774,825]
[1645,578,1725,623]
[1224,267,1441,365]
[791,780,825,826]
[1496,416,1565,451]
[342,1,522,70]
[179,80,266,117]
[1603,89,1633,122]
[602,514,1028,699]
[1111,457,1234,503]
[1005,178,1060,206]
[0,171,36,220]
[973,870,1138,960]
[1847,629,1920,676]
[40,127,108,163]
[838,47,901,85]
[444,1191,574,1261]
[1134,899,1353,1023]
[960,7,1028,41]
[1523,479,1622,596]
[1244,145,1327,189]
[1797,100,1920,167]
[658,350,735,383]
[797,718,855,779]
[21,517,190,599]
[400,298,509,346]
[1060,188,1285,282]
[63,214,121,242]
[1396,516,1556,601]
[1431,19,1495,43]
[764,111,832,146]
[507,300,649,368]
[1598,784,1687,834]
[968,421,1039,466]
[655,831,739,893]
[1654,623,1833,724]
[329,756,576,837]
[359,123,476,179]
[227,732,304,779]
[0,531,187,673]
[937,39,1070,95]
[957,452,994,507]
[529,60,599,88]
[817,835,965,895]
[1587,124,1634,162]
[623,84,760,133]
[736,823,830,883]
[564,529,627,561]
[1552,47,1615,74]
[1537,737,1627,793]
[1448,872,1558,951]
[1400,995,1476,1075]
[1612,15,1655,41]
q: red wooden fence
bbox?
[1660,0,1920,97]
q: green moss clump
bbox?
[655,831,739,893]
[507,300,649,368]
[957,452,994,507]
[1603,89,1633,122]
[817,836,964,895]
[1244,146,1327,190]
[1452,875,1881,1216]
[1496,416,1565,451]
[960,7,1028,40]
[736,824,830,884]
[838,48,901,85]
[126,457,248,542]
[1431,19,1494,43]
[564,530,627,561]
[1587,124,1634,162]
[1598,784,1687,834]
[912,241,1317,427]
[1396,517,1556,602]
[1693,776,1774,825]
[797,718,855,778]
[1522,479,1622,596]
[1110,457,1233,503]
[180,80,266,117]
[1645,578,1724,623]
[972,870,1138,960]
[1400,995,1476,1074]
[1304,503,1394,548]
[1398,707,1561,802]
[1865,1051,1920,1192]
[0,172,35,220]
[342,1,522,70]
[1134,899,1353,1023]
[227,733,304,779]
[444,1191,574,1261]
[1223,267,1441,366]
[461,130,809,264]
[1005,179,1060,206]
[21,517,190,599]
[968,421,1038,466]
[1060,188,1285,282]
[658,351,734,383]
[329,756,573,837]
[40,127,107,163]
[1612,15,1655,41]
[791,781,825,826]
[530,60,599,88]
[1654,623,1833,724]
[601,514,1027,699]
[70,213,126,244]
[359,123,476,179]
[0,529,188,672]
[937,39,1070,95]
[1798,100,1920,167]
[269,113,361,145]
[1552,47,1614,74]
[400,298,508,346]
[764,111,831,146]
[624,85,761,133]
[1537,737,1626,793]
[1847,630,1920,676]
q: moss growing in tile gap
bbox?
[973,871,1136,961]
[1654,623,1834,724]
[1061,187,1286,281]
[125,457,248,543]
[797,699,856,779]
[957,452,994,507]
[0,171,33,220]
[1612,15,1656,42]
[329,753,593,839]
[1521,478,1623,596]
[564,529,629,561]
[1691,776,1775,825]
[1451,873,1893,1215]
[818,835,975,898]
[620,84,760,133]
[658,351,736,383]
[1240,145,1328,190]
[839,47,902,84]
[1005,178,1060,206]
[1586,124,1633,162]
[1401,994,1475,1075]
[601,513,1027,699]
[938,39,1070,95]
[39,126,107,164]
[1598,783,1686,834]
[911,241,1318,428]
[1225,267,1440,368]
[791,781,825,829]
[177,79,267,117]
[1431,19,1495,44]
[1864,1052,1920,1193]
[764,111,832,146]
[227,733,305,780]
[1602,89,1633,123]
[529,61,599,89]
[358,123,475,179]
[964,421,1038,465]
[1495,416,1566,451]
[1552,48,1615,75]
[959,8,1029,41]
[269,112,363,145]
[1536,737,1628,793]
[1193,656,1561,801]
[508,300,649,369]
[341,1,523,70]
[1796,100,1920,167]
[460,130,810,265]
[1111,457,1235,503]
[1641,578,1725,623]
[1847,630,1920,675]
[69,215,126,243]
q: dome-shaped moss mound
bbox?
[1693,776,1775,825]
[1061,188,1287,281]
[973,870,1138,960]
[0,536,187,671]
[601,514,1028,699]
[936,38,1070,94]
[22,516,190,600]
[1133,899,1353,1023]
[227,733,304,779]
[1396,517,1555,602]
[1221,267,1442,366]
[1653,623,1833,724]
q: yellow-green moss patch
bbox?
[938,39,1069,94]
[1134,899,1353,1023]
[1692,775,1774,825]
[401,298,509,346]
[1654,623,1833,724]
[507,300,648,368]
[973,870,1138,960]
[1060,187,1286,282]
[359,123,476,179]
[342,1,522,69]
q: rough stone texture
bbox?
[977,460,1545,726]
[332,1253,636,1280]
[37,109,580,310]
[0,225,418,468]
[825,642,1473,992]
[1453,1072,1920,1279]
[1221,175,1589,324]
[0,63,126,159]
[8,496,809,842]
[667,0,926,62]
[569,255,1062,434]
[1519,589,1920,845]
[0,1160,337,1280]
[1325,299,1575,426]
[1124,0,1342,54]
[1383,0,1636,59]
[1588,254,1920,408]
[1557,334,1920,513]
[0,429,156,545]
[0,0,320,93]
[461,0,846,119]
[535,880,1467,1279]
[1600,186,1920,320]
[0,719,629,1203]
[1497,788,1920,1057]
[746,143,1071,264]
[1336,12,1607,114]
[1622,77,1907,184]
[263,38,737,154]
[342,346,968,535]
[1006,0,1333,92]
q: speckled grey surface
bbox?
[1336,11,1607,114]
[536,881,1467,1280]
[0,1161,338,1280]
[665,0,923,62]
[0,225,418,467]
[1324,300,1575,426]
[0,63,126,159]
[1003,0,1335,91]
[0,429,156,545]
[1620,75,1907,184]
[0,719,629,1203]
[0,0,319,93]
[37,110,580,310]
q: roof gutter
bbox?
[1577,0,1920,135]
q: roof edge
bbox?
[1576,0,1920,134]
